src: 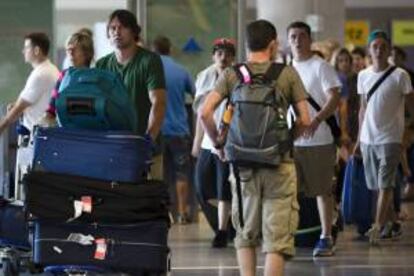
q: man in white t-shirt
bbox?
[0,33,59,197]
[354,30,414,245]
[287,21,341,257]
[0,32,59,135]
[191,38,236,248]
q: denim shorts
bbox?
[361,143,401,190]
[195,149,231,201]
[162,135,191,182]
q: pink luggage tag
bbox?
[94,238,107,260]
[81,196,92,213]
[71,196,93,221]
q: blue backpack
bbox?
[55,68,137,132]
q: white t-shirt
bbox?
[18,59,59,132]
[193,64,227,151]
[292,55,342,146]
[358,65,413,145]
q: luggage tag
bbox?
[81,196,92,213]
[70,196,93,221]
[67,233,95,245]
[94,238,108,260]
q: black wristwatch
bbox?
[214,142,224,150]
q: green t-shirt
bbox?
[96,47,165,135]
[214,61,308,106]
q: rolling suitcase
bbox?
[341,156,374,234]
[33,220,170,275]
[0,199,34,276]
[24,171,169,223]
[32,127,152,183]
[0,200,30,250]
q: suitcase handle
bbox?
[67,98,96,116]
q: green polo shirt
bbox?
[96,47,165,135]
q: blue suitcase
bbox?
[32,127,152,183]
[341,156,374,234]
[33,220,170,274]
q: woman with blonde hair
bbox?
[43,31,94,124]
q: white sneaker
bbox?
[367,225,380,245]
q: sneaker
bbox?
[313,238,335,257]
[212,230,228,248]
[391,222,403,238]
[367,225,380,245]
[379,223,393,240]
[380,222,402,240]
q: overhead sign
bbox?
[345,20,370,46]
[182,37,202,53]
[393,20,414,46]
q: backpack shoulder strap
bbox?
[233,63,253,84]
[264,62,286,82]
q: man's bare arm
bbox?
[147,88,166,140]
[200,91,223,147]
[0,98,30,135]
[306,87,341,137]
[192,113,205,157]
[353,95,367,155]
[293,99,311,138]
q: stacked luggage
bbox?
[1,68,171,275]
[23,126,171,275]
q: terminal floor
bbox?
[22,203,414,275]
[170,202,414,276]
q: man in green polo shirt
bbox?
[96,9,166,180]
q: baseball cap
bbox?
[212,38,236,55]
[368,29,390,45]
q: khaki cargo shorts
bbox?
[229,162,299,257]
[293,144,336,197]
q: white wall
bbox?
[257,0,345,48]
[55,0,127,10]
[55,0,127,47]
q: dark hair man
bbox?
[96,10,166,180]
[287,21,342,257]
[201,20,310,276]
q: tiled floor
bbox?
[170,203,414,276]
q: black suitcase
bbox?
[24,171,170,223]
[33,220,170,274]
